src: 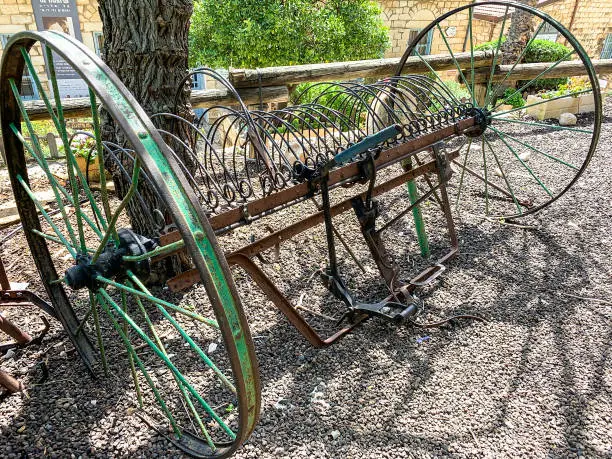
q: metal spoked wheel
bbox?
[398,0,602,219]
[0,31,259,458]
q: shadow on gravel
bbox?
[1,221,608,458]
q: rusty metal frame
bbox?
[164,120,467,346]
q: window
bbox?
[408,29,433,56]
[93,32,104,56]
[0,34,39,100]
[191,72,205,91]
[536,22,558,42]
[601,34,612,59]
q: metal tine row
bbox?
[87,68,466,218]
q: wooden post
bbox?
[47,132,59,159]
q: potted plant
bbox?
[525,77,606,120]
[71,134,103,182]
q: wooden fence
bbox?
[1,51,611,165]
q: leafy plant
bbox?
[539,77,592,100]
[189,0,389,68]
[475,37,571,90]
[502,88,525,108]
[70,134,97,162]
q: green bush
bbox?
[190,0,389,69]
[475,38,570,91]
[502,88,525,108]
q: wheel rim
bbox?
[396,0,602,219]
[0,31,260,458]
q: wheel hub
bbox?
[65,229,157,290]
[464,107,491,138]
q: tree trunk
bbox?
[501,0,537,65]
[98,0,195,239]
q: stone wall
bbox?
[0,0,103,91]
[380,0,611,60]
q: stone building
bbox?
[0,0,610,101]
[380,0,612,59]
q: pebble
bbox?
[559,112,578,126]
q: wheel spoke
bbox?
[129,285,216,448]
[92,158,142,262]
[90,291,109,375]
[89,89,116,237]
[97,288,236,439]
[486,21,547,107]
[481,136,489,215]
[16,175,77,258]
[492,117,593,134]
[96,275,218,328]
[493,88,593,118]
[492,49,575,111]
[489,126,553,197]
[45,46,110,235]
[488,127,578,169]
[413,51,460,104]
[9,123,104,241]
[483,137,522,215]
[454,138,473,211]
[96,291,182,438]
[484,5,510,109]
[435,23,475,103]
[120,289,143,408]
[126,270,236,393]
[31,229,95,253]
[8,80,80,250]
[468,7,475,105]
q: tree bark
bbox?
[98,0,195,239]
[501,0,537,65]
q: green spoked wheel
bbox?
[0,31,259,457]
[398,1,602,219]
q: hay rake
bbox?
[0,2,601,457]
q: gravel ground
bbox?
[0,99,610,459]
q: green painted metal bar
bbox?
[121,289,143,408]
[95,275,218,328]
[492,88,593,118]
[126,271,236,393]
[129,282,216,450]
[31,228,95,253]
[485,6,510,109]
[405,159,429,258]
[414,50,460,104]
[454,138,473,210]
[8,79,79,250]
[97,288,236,439]
[122,239,186,263]
[436,23,476,102]
[492,117,593,134]
[468,7,476,105]
[89,291,109,376]
[45,47,87,253]
[89,89,117,243]
[483,137,522,215]
[9,123,104,240]
[92,158,141,263]
[488,126,553,197]
[490,127,578,169]
[16,174,76,258]
[74,305,93,337]
[486,21,547,107]
[45,46,110,235]
[481,136,489,215]
[493,49,575,111]
[96,292,182,437]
